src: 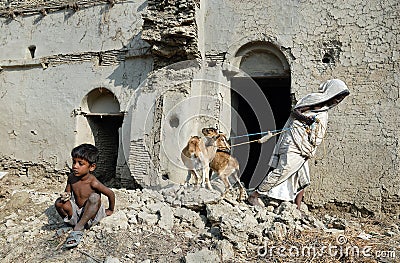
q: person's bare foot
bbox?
[248,195,265,207]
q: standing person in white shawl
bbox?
[248,79,350,209]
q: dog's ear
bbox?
[214,133,227,140]
[202,127,219,136]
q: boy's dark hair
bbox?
[71,144,99,164]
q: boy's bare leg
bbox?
[55,198,72,219]
[295,189,304,209]
[73,193,101,231]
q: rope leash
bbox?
[229,121,329,161]
[230,128,291,139]
[230,139,260,147]
[229,126,301,147]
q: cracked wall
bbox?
[0,0,153,187]
[200,0,400,214]
[138,0,400,214]
[0,0,399,214]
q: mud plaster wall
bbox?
[158,64,231,184]
[200,0,400,214]
[138,0,400,214]
[125,62,203,187]
[0,1,153,186]
[1,0,399,214]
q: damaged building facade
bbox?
[0,0,399,215]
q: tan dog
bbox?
[202,128,245,201]
[181,136,213,189]
[201,127,219,137]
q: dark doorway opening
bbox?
[231,77,291,188]
[253,77,292,130]
[86,114,124,186]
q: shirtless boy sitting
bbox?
[55,143,115,248]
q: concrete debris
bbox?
[184,248,220,263]
[0,172,7,180]
[98,186,330,251]
[104,256,121,263]
[357,232,372,240]
[0,173,397,262]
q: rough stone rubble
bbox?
[3,169,397,263]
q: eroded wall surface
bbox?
[142,0,200,69]
[0,1,153,186]
[201,0,399,213]
[1,0,399,214]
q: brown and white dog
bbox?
[201,128,245,201]
[181,128,227,189]
[181,135,213,189]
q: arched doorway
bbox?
[80,88,124,185]
[231,42,292,189]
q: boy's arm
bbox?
[65,178,71,192]
[92,180,115,216]
[64,173,73,192]
[60,176,72,201]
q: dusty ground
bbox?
[0,169,399,263]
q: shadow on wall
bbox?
[104,32,153,189]
[106,32,153,90]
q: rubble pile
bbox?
[0,172,399,262]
